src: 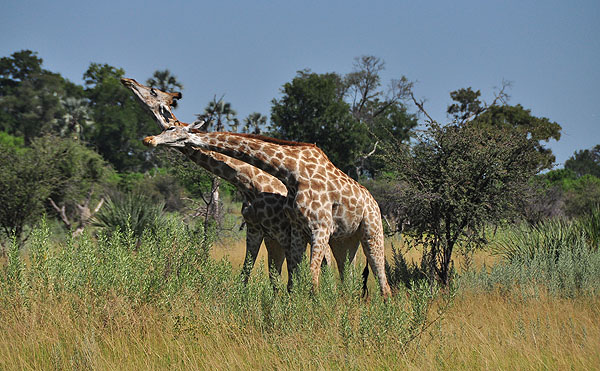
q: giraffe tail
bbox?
[362,264,369,298]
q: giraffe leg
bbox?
[309,229,330,291]
[360,223,392,299]
[265,237,284,286]
[286,228,307,290]
[240,223,264,284]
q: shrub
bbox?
[92,191,166,239]
[462,218,600,297]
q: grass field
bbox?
[1,220,599,370]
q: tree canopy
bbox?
[446,87,561,170]
[565,145,600,178]
[84,63,158,172]
[270,57,417,177]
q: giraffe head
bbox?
[143,122,205,148]
[121,77,183,130]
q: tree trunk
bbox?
[209,176,221,222]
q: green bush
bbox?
[0,219,447,351]
[92,191,166,239]
[462,218,600,297]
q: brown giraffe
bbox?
[121,78,333,284]
[144,125,392,298]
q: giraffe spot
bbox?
[263,147,275,157]
[249,141,262,151]
[304,162,317,174]
[312,180,325,193]
[283,157,298,171]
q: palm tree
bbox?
[196,97,239,132]
[58,97,94,140]
[146,69,183,107]
[242,112,267,134]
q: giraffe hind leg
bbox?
[360,226,392,298]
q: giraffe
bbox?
[143,124,392,298]
[120,77,332,284]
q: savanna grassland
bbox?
[1,216,599,370]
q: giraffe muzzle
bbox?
[143,136,157,147]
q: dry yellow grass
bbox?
[1,288,598,369]
[2,233,598,370]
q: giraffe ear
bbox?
[191,120,207,130]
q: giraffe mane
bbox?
[187,130,316,147]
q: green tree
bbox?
[383,122,541,285]
[31,135,114,235]
[0,50,82,143]
[270,58,417,176]
[242,112,266,134]
[84,63,157,172]
[0,133,55,245]
[447,86,561,169]
[565,145,600,178]
[146,69,183,108]
[270,70,368,173]
[196,97,239,132]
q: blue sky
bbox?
[2,0,598,166]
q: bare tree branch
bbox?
[48,197,71,229]
[410,92,437,125]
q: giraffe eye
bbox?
[150,88,158,97]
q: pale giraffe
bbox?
[144,125,392,298]
[121,78,333,284]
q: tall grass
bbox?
[0,218,446,369]
[462,217,600,297]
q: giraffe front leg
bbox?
[264,237,284,287]
[240,223,264,284]
[309,229,330,292]
[286,226,307,291]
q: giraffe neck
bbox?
[180,147,281,198]
[186,132,309,190]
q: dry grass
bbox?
[1,287,597,370]
[1,231,599,370]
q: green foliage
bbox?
[270,58,416,176]
[0,137,55,244]
[384,122,541,284]
[565,144,600,177]
[0,131,24,150]
[196,97,239,132]
[464,218,600,298]
[242,112,267,134]
[0,50,81,143]
[539,169,600,218]
[563,175,600,217]
[84,63,158,172]
[579,206,600,249]
[270,70,368,173]
[31,135,112,208]
[92,191,166,239]
[0,221,447,355]
[447,86,561,170]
